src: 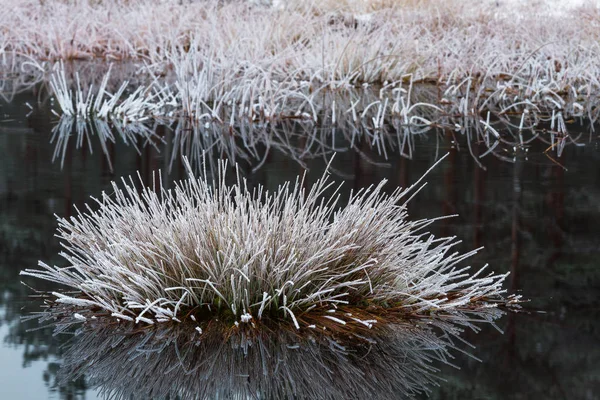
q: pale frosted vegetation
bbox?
[21,156,520,335]
[2,0,600,129]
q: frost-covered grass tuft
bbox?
[21,155,520,333]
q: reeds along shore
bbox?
[3,1,600,127]
[45,62,581,171]
[20,155,521,339]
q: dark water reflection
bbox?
[42,319,457,399]
[1,91,600,399]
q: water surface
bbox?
[1,90,599,399]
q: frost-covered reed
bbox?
[5,0,596,137]
[4,0,600,115]
[48,60,597,133]
[21,155,520,334]
[49,63,166,122]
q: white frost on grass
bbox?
[21,155,518,331]
[25,0,600,130]
[492,0,600,16]
[49,63,166,122]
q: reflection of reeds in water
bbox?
[48,99,588,176]
[45,313,473,399]
[50,115,160,171]
[22,154,520,335]
[43,59,597,170]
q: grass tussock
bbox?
[21,155,520,334]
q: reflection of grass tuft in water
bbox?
[21,154,520,336]
[48,319,463,399]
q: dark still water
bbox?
[1,90,600,399]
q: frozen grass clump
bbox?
[21,155,519,334]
